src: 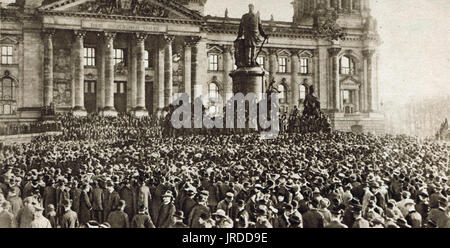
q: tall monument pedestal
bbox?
[230,66,265,100]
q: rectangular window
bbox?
[300,58,309,74]
[144,50,152,68]
[343,90,352,104]
[1,45,13,64]
[208,54,219,71]
[84,82,89,93]
[114,49,124,65]
[84,47,96,67]
[257,56,265,68]
[278,57,287,73]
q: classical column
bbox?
[363,49,375,112]
[103,32,117,116]
[338,0,342,10]
[290,49,300,109]
[73,30,87,116]
[153,37,165,115]
[354,89,360,113]
[223,45,233,104]
[96,34,105,111]
[128,35,137,111]
[134,32,148,116]
[183,38,192,100]
[328,47,341,112]
[163,35,174,106]
[349,0,353,11]
[268,48,278,83]
[191,36,205,100]
[43,29,54,108]
[313,49,320,98]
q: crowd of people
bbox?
[0,113,449,228]
[0,121,61,136]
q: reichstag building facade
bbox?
[0,0,384,133]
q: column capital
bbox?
[74,30,86,39]
[289,49,300,57]
[135,32,148,42]
[327,47,342,57]
[362,49,376,59]
[103,32,116,40]
[163,35,175,44]
[268,48,278,56]
[222,44,233,55]
[42,28,55,37]
[184,36,202,47]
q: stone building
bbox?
[0,0,384,133]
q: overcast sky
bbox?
[205,0,450,104]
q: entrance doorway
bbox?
[114,81,127,113]
[84,81,97,113]
[145,81,153,114]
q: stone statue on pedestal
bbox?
[235,4,268,67]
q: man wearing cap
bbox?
[131,205,155,228]
[404,199,422,228]
[30,204,52,228]
[231,199,249,228]
[156,191,176,228]
[107,200,129,228]
[217,192,234,217]
[70,180,82,217]
[180,187,197,225]
[104,182,120,220]
[61,199,79,228]
[119,181,135,221]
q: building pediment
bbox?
[39,0,203,21]
[340,76,360,90]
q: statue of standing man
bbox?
[235,4,268,67]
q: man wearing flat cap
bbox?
[427,196,448,228]
[131,205,155,228]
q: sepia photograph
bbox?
[0,0,449,240]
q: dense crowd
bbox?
[0,114,449,228]
[0,121,61,136]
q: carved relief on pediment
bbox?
[77,0,169,18]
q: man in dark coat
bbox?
[107,200,129,228]
[352,205,370,228]
[131,205,155,228]
[302,198,324,228]
[181,188,197,224]
[169,211,188,228]
[104,183,120,219]
[119,181,135,221]
[70,180,82,216]
[427,196,448,228]
[91,181,105,223]
[156,191,176,228]
[188,190,211,228]
[79,184,92,225]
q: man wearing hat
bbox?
[302,198,325,228]
[231,199,249,228]
[6,187,22,218]
[156,191,176,228]
[30,204,52,228]
[169,211,188,228]
[61,199,79,228]
[91,180,105,223]
[188,190,211,228]
[104,181,120,220]
[212,209,234,228]
[427,196,448,228]
[325,207,347,228]
[107,200,129,228]
[180,186,197,225]
[16,196,38,228]
[119,180,135,221]
[131,205,155,228]
[351,205,370,228]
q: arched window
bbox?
[299,84,307,101]
[209,82,219,99]
[0,74,17,115]
[340,56,355,75]
[277,84,287,103]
